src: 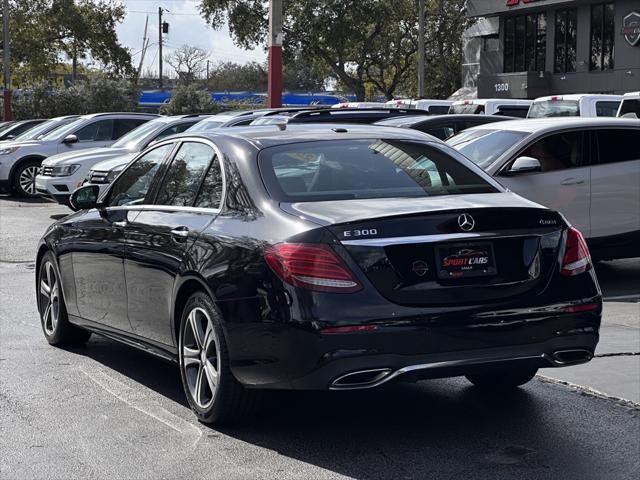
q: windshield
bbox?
[111,120,164,149]
[527,100,580,118]
[450,104,484,114]
[187,121,224,132]
[618,99,640,118]
[40,118,86,140]
[258,139,498,202]
[446,129,529,169]
[14,118,74,141]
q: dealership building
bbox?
[465,0,640,98]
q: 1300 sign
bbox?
[494,83,510,92]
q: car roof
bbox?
[451,99,532,106]
[622,91,640,99]
[533,94,623,102]
[166,123,440,150]
[462,117,640,133]
[375,114,519,127]
[81,112,159,119]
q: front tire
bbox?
[12,159,42,197]
[465,366,538,390]
[38,252,91,346]
[178,292,261,425]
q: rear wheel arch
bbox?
[172,275,217,346]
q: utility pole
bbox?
[206,59,209,82]
[158,7,163,89]
[267,0,283,108]
[418,0,425,99]
[2,0,12,121]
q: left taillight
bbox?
[560,227,592,276]
[264,243,362,293]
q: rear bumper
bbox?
[227,308,601,390]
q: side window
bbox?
[152,122,198,142]
[194,158,223,209]
[595,130,639,164]
[74,120,114,142]
[428,105,451,115]
[155,142,215,206]
[423,126,455,140]
[595,101,620,117]
[113,119,148,139]
[108,144,174,207]
[519,132,584,172]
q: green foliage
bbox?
[199,0,467,100]
[160,85,222,115]
[9,75,138,120]
[2,0,133,81]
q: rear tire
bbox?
[12,159,42,197]
[38,252,92,346]
[465,366,538,390]
[178,292,261,425]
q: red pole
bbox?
[267,45,283,108]
[2,90,10,121]
[267,0,283,108]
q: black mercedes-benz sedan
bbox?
[36,124,602,424]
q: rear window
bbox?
[527,100,580,118]
[258,140,498,202]
[447,129,529,169]
[595,101,621,117]
[450,104,484,115]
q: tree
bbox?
[160,84,221,115]
[165,45,210,85]
[199,0,468,100]
[1,0,133,81]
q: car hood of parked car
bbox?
[42,147,131,167]
[90,152,137,172]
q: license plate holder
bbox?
[436,243,497,279]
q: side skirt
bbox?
[68,314,178,364]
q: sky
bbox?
[116,0,266,76]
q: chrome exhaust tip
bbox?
[552,349,593,365]
[330,368,393,390]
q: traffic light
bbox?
[162,22,169,34]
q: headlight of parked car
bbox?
[106,169,123,183]
[50,164,81,177]
[0,146,19,155]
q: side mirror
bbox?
[63,134,78,145]
[70,184,100,211]
[505,156,542,175]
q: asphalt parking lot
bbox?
[1,198,639,480]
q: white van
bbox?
[449,99,533,117]
[527,94,623,118]
[385,98,452,114]
[617,92,640,119]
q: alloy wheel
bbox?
[182,307,220,409]
[39,261,60,335]
[19,165,39,195]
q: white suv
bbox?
[527,94,623,118]
[36,114,209,206]
[0,112,156,197]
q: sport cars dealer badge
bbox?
[623,11,640,47]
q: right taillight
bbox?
[560,227,592,276]
[264,243,362,293]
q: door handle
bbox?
[112,220,128,228]
[171,227,190,241]
[560,178,585,186]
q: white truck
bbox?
[449,99,532,117]
[527,94,623,118]
[617,92,640,118]
[385,99,453,115]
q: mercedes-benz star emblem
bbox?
[458,213,475,232]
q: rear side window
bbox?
[595,129,640,164]
[495,106,528,118]
[156,142,215,206]
[258,140,498,202]
[428,105,450,115]
[75,120,114,141]
[194,157,223,209]
[595,101,620,117]
[618,99,640,118]
[113,119,148,139]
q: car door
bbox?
[70,143,173,332]
[124,140,223,345]
[58,119,115,153]
[497,130,591,236]
[589,128,640,238]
